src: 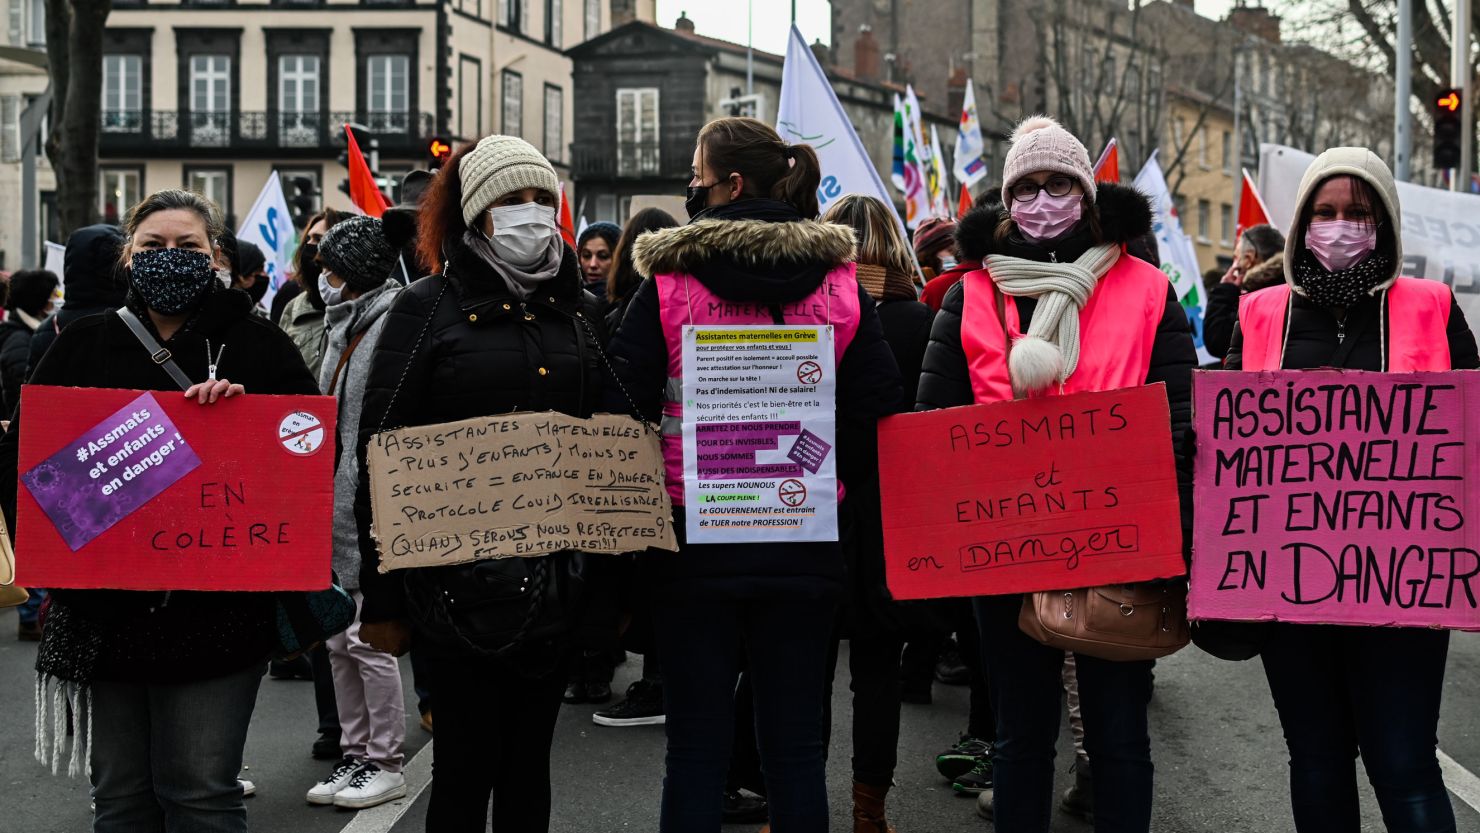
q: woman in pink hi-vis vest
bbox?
[1225,148,1478,833]
[603,117,903,832]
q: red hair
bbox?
[416,142,482,274]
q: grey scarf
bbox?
[461,230,563,300]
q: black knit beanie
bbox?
[578,221,621,251]
[318,215,402,292]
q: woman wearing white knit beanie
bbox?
[351,134,611,832]
[916,115,1197,833]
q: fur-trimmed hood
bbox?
[954,182,1154,262]
[632,218,856,279]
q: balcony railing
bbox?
[573,140,692,180]
[99,110,437,155]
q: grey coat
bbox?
[320,281,402,590]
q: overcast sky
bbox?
[654,1,1245,55]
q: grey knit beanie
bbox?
[459,135,561,226]
[1001,115,1096,206]
[318,215,398,292]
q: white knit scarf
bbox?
[983,243,1121,396]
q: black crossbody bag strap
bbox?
[116,308,194,391]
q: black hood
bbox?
[955,182,1154,263]
[61,224,128,311]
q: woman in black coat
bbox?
[352,135,607,833]
[0,189,319,832]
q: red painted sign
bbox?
[16,385,336,591]
[879,385,1186,600]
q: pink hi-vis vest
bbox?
[1237,278,1452,371]
[655,267,863,505]
[960,253,1168,403]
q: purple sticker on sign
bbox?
[786,429,833,474]
[21,392,201,551]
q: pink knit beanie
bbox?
[1000,115,1096,206]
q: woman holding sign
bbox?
[916,116,1198,833]
[352,135,610,833]
[1224,148,1478,833]
[0,188,320,832]
[605,117,903,832]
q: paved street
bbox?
[2,605,1478,832]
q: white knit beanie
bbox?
[1000,116,1096,207]
[458,135,561,226]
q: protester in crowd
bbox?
[912,216,957,281]
[917,115,1196,831]
[385,170,434,286]
[604,208,679,334]
[1223,147,1477,833]
[304,216,410,811]
[819,193,935,831]
[606,116,902,832]
[354,135,610,832]
[0,269,58,418]
[232,239,270,310]
[29,225,127,372]
[577,221,621,296]
[920,193,1000,312]
[1203,223,1285,361]
[270,277,302,325]
[0,188,319,832]
[279,209,346,378]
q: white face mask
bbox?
[318,271,346,306]
[486,203,558,268]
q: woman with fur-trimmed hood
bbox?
[916,116,1197,833]
[605,116,902,831]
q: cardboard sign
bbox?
[366,412,677,571]
[681,325,838,543]
[1190,370,1480,630]
[16,386,337,591]
[879,385,1186,601]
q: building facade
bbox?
[1,0,54,271]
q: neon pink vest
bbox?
[960,253,1168,403]
[1237,278,1452,371]
[655,267,863,505]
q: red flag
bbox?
[558,184,577,248]
[958,183,973,218]
[344,125,390,218]
[1093,138,1120,184]
[1235,168,1272,244]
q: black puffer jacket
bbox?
[917,182,1197,547]
[0,286,320,684]
[0,318,34,417]
[605,200,904,598]
[354,242,607,629]
[29,224,128,374]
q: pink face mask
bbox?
[1304,219,1377,272]
[1010,191,1083,242]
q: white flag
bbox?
[1132,151,1214,364]
[236,175,297,311]
[777,25,902,231]
[952,79,988,189]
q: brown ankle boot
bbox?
[852,780,898,833]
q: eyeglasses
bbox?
[1010,176,1076,202]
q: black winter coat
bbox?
[1202,281,1241,363]
[354,243,609,635]
[0,287,320,684]
[30,224,129,374]
[605,201,904,598]
[877,300,934,401]
[917,182,1198,551]
[0,318,34,418]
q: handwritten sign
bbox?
[16,386,336,591]
[366,412,677,572]
[1189,370,1480,630]
[879,385,1186,601]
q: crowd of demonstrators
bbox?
[1202,222,1286,361]
[0,269,57,419]
[603,207,679,332]
[278,209,345,376]
[577,221,621,299]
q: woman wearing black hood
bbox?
[0,189,319,832]
[606,116,903,832]
[28,224,128,371]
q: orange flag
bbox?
[958,183,973,218]
[1093,138,1120,184]
[1235,168,1272,244]
[345,125,390,218]
[558,184,577,248]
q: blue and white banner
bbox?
[952,79,988,189]
[1133,151,1214,364]
[236,174,296,312]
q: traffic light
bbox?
[1434,88,1462,169]
[428,137,453,168]
[287,176,318,229]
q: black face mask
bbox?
[685,182,716,220]
[244,273,269,304]
[129,248,217,315]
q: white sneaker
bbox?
[306,757,363,805]
[239,779,257,798]
[332,763,407,810]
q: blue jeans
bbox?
[973,595,1154,833]
[655,595,837,833]
[90,663,264,833]
[18,587,47,624]
[1260,624,1455,833]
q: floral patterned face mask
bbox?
[129,248,217,315]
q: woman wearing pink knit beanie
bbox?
[916,115,1197,833]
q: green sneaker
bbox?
[952,751,995,795]
[935,735,991,781]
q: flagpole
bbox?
[747,0,754,95]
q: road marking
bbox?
[338,740,434,833]
[1440,748,1480,816]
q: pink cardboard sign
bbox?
[1189,369,1480,630]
